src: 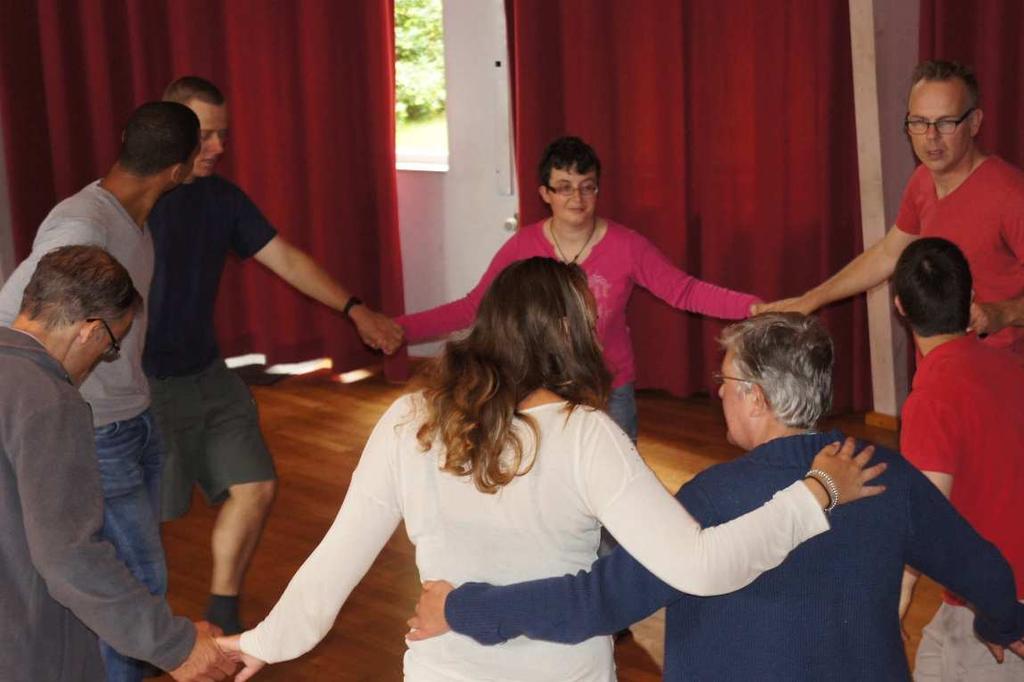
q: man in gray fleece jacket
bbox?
[0,246,234,680]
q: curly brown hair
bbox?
[416,257,611,493]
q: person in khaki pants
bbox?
[145,76,402,635]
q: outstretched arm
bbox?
[754,226,917,315]
[630,231,759,319]
[580,420,884,596]
[396,233,525,344]
[408,438,884,645]
[903,466,1024,651]
[899,471,953,628]
[236,398,408,665]
[407,543,681,645]
[254,235,403,353]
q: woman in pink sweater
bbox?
[398,136,758,441]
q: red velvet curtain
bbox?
[0,0,405,374]
[920,0,1024,168]
[507,0,870,412]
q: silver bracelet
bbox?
[805,468,840,513]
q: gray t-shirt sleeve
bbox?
[12,400,194,671]
[0,219,107,326]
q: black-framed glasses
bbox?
[712,371,753,386]
[905,107,975,135]
[545,182,599,197]
[86,318,121,360]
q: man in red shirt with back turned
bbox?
[757,60,1024,353]
[893,237,1024,681]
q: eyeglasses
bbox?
[86,318,121,360]
[905,107,975,135]
[545,182,599,198]
[712,371,753,386]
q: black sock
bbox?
[205,594,243,635]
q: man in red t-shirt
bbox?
[893,237,1024,680]
[756,60,1024,352]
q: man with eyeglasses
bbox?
[756,60,1024,354]
[0,102,200,681]
[0,245,235,681]
[405,313,1024,680]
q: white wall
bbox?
[397,0,518,357]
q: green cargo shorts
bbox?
[149,360,276,521]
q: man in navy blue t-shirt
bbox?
[146,76,403,634]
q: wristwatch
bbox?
[342,296,363,318]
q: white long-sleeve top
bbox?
[241,394,828,681]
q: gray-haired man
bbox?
[407,313,1024,680]
[0,245,233,681]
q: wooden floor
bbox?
[160,370,942,680]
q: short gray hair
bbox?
[718,313,833,429]
[20,245,142,329]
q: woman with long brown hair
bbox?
[219,258,884,681]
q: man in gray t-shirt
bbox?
[0,102,200,682]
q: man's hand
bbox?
[168,621,236,681]
[969,300,1010,337]
[215,633,267,682]
[983,638,1024,664]
[350,306,404,354]
[751,295,817,316]
[406,580,455,641]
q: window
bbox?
[395,0,449,170]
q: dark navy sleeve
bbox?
[447,546,683,645]
[902,462,1024,645]
[223,179,277,258]
[445,478,725,645]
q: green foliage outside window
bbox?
[395,0,446,123]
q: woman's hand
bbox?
[805,437,887,508]
[406,580,455,641]
[215,634,267,682]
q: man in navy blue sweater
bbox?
[407,313,1024,680]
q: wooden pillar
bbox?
[848,0,919,425]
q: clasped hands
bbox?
[752,297,1016,340]
[167,621,268,682]
[176,583,456,680]
[349,305,405,354]
[167,621,236,682]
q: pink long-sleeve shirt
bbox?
[398,220,759,387]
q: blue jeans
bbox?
[94,410,167,681]
[606,383,638,444]
[601,384,638,558]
